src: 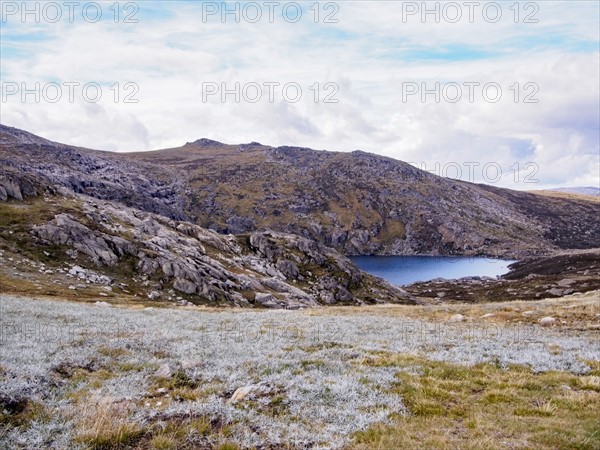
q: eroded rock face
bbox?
[33,214,135,265]
[0,173,42,201]
[31,197,414,308]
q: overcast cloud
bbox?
[1,1,598,189]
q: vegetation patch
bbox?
[352,353,600,450]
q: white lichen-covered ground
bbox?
[1,293,599,449]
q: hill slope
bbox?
[1,124,599,259]
[0,194,413,307]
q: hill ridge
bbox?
[1,123,598,258]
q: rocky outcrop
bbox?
[33,213,135,265]
[0,172,44,201]
[0,125,189,219]
[30,197,414,308]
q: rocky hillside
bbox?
[0,192,413,307]
[1,124,599,259]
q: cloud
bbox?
[0,0,598,189]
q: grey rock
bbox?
[255,293,279,308]
[148,290,161,300]
[155,363,176,378]
[173,278,197,295]
[448,314,465,323]
[275,259,299,278]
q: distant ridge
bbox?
[186,138,226,147]
[549,187,600,197]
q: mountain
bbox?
[549,187,600,197]
[0,125,419,307]
[1,124,598,260]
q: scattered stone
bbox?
[522,310,536,317]
[181,359,203,370]
[539,317,556,326]
[229,383,270,403]
[557,278,576,287]
[547,288,564,296]
[480,313,495,319]
[68,265,86,277]
[68,285,76,290]
[95,301,111,307]
[155,364,175,378]
[436,292,447,298]
[147,290,161,300]
[448,314,465,323]
[98,292,108,297]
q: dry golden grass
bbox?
[73,397,143,449]
[529,190,600,204]
[304,290,600,330]
[349,354,600,450]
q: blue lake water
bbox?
[350,256,516,286]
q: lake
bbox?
[350,255,516,286]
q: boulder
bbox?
[155,364,176,378]
[275,259,299,278]
[255,293,279,308]
[229,383,270,402]
[173,278,197,295]
[448,314,465,323]
[148,290,161,300]
[539,317,556,326]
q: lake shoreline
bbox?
[400,248,600,303]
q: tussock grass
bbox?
[73,398,143,449]
[351,353,600,450]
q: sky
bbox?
[1,1,599,190]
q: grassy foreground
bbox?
[1,293,599,449]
